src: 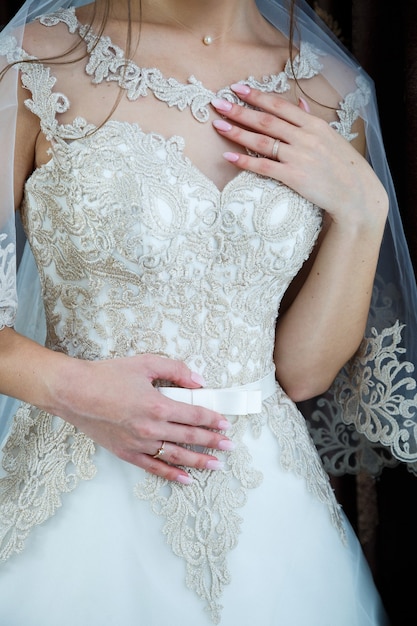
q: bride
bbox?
[0,0,412,623]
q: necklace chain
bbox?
[168,16,235,46]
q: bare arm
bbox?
[212,86,388,401]
[0,327,232,481]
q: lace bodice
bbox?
[23,123,323,385]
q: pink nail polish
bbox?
[223,152,239,163]
[218,439,235,451]
[191,371,206,386]
[177,474,194,485]
[299,97,310,113]
[206,460,225,471]
[213,119,232,131]
[211,98,233,112]
[218,419,232,431]
[230,83,251,96]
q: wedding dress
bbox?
[0,7,388,625]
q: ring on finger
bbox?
[153,441,166,459]
[271,138,281,161]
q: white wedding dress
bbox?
[0,8,388,625]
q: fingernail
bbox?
[211,98,233,112]
[230,83,250,95]
[177,473,194,485]
[206,459,225,471]
[191,371,206,386]
[218,419,232,431]
[213,119,232,131]
[298,97,310,112]
[223,152,239,163]
[218,439,235,451]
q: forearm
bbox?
[274,213,387,401]
[0,326,233,482]
[0,326,73,414]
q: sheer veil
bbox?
[1,0,417,476]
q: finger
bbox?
[135,408,234,453]
[125,444,227,484]
[222,150,286,181]
[124,451,195,484]
[230,84,309,126]
[211,87,308,136]
[298,96,311,113]
[149,441,226,471]
[211,96,295,145]
[139,353,206,389]
[144,387,232,432]
[165,421,235,450]
[129,390,234,451]
[212,119,288,162]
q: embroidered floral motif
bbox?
[135,431,262,623]
[39,9,321,123]
[330,74,371,142]
[306,273,417,478]
[0,404,96,561]
[335,323,417,458]
[284,42,325,79]
[135,392,345,623]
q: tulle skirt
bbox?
[0,409,389,626]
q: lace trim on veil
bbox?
[0,234,17,330]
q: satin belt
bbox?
[157,370,276,415]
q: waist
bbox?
[157,370,276,415]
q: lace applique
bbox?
[0,404,96,561]
[135,430,261,623]
[37,7,79,34]
[306,399,399,477]
[306,272,417,477]
[39,9,325,124]
[0,34,95,144]
[284,42,325,79]
[331,74,371,142]
[135,392,345,623]
[266,395,346,536]
[5,8,365,142]
[335,323,417,457]
[0,233,17,330]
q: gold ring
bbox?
[271,139,281,161]
[153,441,166,459]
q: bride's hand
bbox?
[52,352,233,484]
[211,85,388,229]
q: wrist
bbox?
[0,328,81,415]
[331,185,389,234]
[328,201,388,242]
[46,354,92,421]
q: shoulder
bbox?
[289,45,370,154]
[292,44,369,120]
[20,8,83,62]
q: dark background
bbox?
[2,1,416,624]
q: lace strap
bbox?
[0,9,94,143]
[331,75,371,142]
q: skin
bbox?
[0,0,388,482]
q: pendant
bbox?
[203,35,213,45]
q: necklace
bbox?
[202,34,218,46]
[168,15,235,46]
